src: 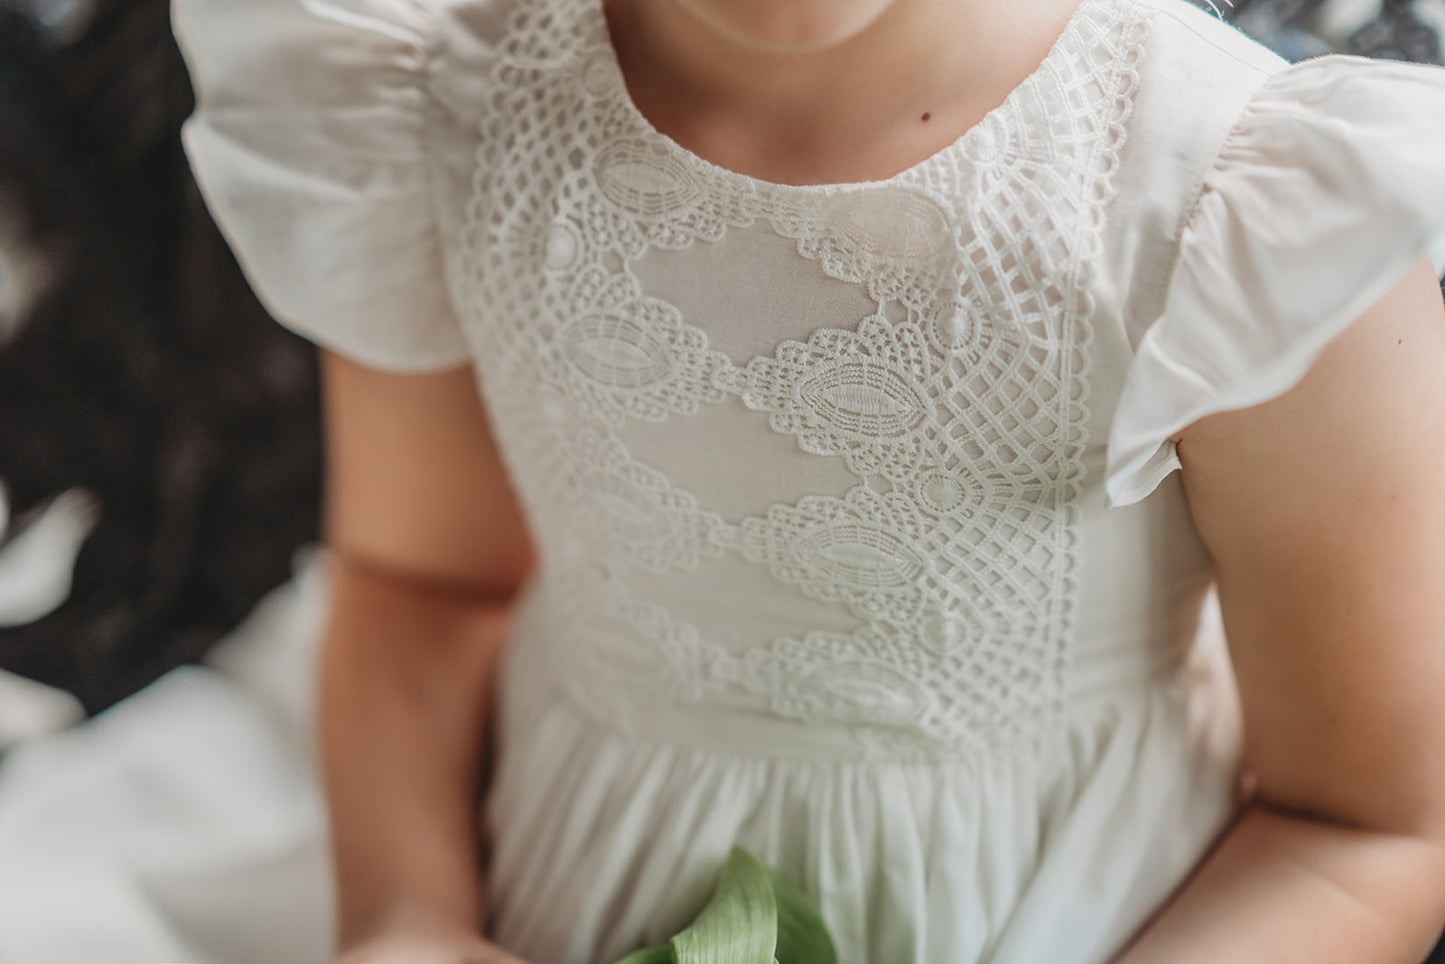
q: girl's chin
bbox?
[671,0,900,53]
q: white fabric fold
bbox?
[1105,55,1445,507]
[173,0,471,372]
[484,681,1239,964]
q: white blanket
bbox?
[0,508,335,964]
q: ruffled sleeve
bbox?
[174,0,471,372]
[1105,55,1445,507]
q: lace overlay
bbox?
[458,0,1149,757]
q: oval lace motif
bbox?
[562,314,673,387]
[796,361,928,437]
[576,603,709,707]
[815,659,932,725]
[583,473,677,542]
[794,523,923,588]
[827,190,951,260]
[595,141,702,217]
[593,627,669,682]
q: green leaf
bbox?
[614,946,676,964]
[609,848,838,964]
[670,847,779,964]
[766,866,837,964]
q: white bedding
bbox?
[0,508,335,964]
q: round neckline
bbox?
[589,0,1106,194]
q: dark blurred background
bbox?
[0,0,1442,958]
[0,0,322,717]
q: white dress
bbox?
[174,0,1445,960]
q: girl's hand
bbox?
[335,933,524,964]
[333,907,529,964]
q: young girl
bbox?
[172,0,1445,960]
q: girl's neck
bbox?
[604,0,1086,184]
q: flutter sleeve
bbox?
[174,0,471,372]
[1104,55,1445,507]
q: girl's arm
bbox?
[1116,255,1445,962]
[316,353,535,962]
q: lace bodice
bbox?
[446,0,1150,758]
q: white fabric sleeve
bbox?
[173,0,472,372]
[1104,54,1445,507]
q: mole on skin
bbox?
[921,111,932,122]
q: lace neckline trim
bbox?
[584,0,1111,193]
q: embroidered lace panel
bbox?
[457,0,1148,757]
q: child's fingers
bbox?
[334,932,531,964]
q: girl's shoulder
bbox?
[1129,0,1289,75]
[171,0,521,371]
[1112,0,1441,205]
[1119,0,1290,180]
[1100,0,1445,505]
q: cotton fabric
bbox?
[173,0,1445,961]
